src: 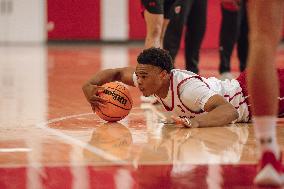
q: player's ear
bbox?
[160,70,168,79]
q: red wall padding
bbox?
[48,0,100,40]
[47,0,284,48]
[129,0,146,39]
[202,0,221,49]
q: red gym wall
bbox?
[54,1,284,49]
[47,0,101,40]
[47,0,221,48]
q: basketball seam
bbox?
[97,107,128,119]
[107,101,131,110]
[106,86,133,106]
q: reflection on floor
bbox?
[1,44,284,189]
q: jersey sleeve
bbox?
[132,72,138,87]
[179,78,217,111]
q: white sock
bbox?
[253,116,280,159]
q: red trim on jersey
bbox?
[177,104,185,113]
[236,98,251,121]
[236,71,252,119]
[159,73,175,111]
[177,76,209,114]
[234,99,247,110]
[224,90,250,120]
[224,91,242,102]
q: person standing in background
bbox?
[141,0,175,48]
[219,0,248,80]
[163,0,207,74]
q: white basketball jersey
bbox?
[133,69,250,123]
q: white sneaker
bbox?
[140,95,158,104]
[219,72,234,81]
[254,151,284,186]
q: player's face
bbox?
[135,64,165,97]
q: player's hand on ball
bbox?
[89,88,107,110]
[95,82,133,122]
[82,83,107,111]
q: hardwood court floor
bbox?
[1,43,284,189]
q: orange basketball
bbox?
[95,82,132,122]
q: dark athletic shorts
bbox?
[141,0,164,14]
[141,0,175,18]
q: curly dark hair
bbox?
[137,47,173,73]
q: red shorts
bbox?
[237,69,284,117]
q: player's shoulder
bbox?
[171,69,209,90]
[171,69,197,77]
[172,69,205,82]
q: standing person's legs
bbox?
[184,0,207,73]
[141,0,164,48]
[163,0,192,61]
[236,0,248,72]
[247,0,284,186]
[160,0,176,48]
[219,4,241,75]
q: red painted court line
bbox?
[0,164,258,189]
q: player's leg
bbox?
[219,2,241,79]
[236,0,248,72]
[160,0,175,48]
[163,0,192,61]
[141,0,164,48]
[184,0,207,73]
[247,0,284,186]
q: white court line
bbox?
[0,148,32,153]
[36,113,129,164]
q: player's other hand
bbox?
[171,116,199,128]
[82,83,107,112]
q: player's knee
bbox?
[148,25,162,39]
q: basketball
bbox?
[95,82,132,122]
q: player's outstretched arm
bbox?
[82,67,135,109]
[194,94,239,127]
[179,95,239,128]
[83,67,135,87]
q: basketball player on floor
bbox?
[247,1,284,186]
[82,47,284,128]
